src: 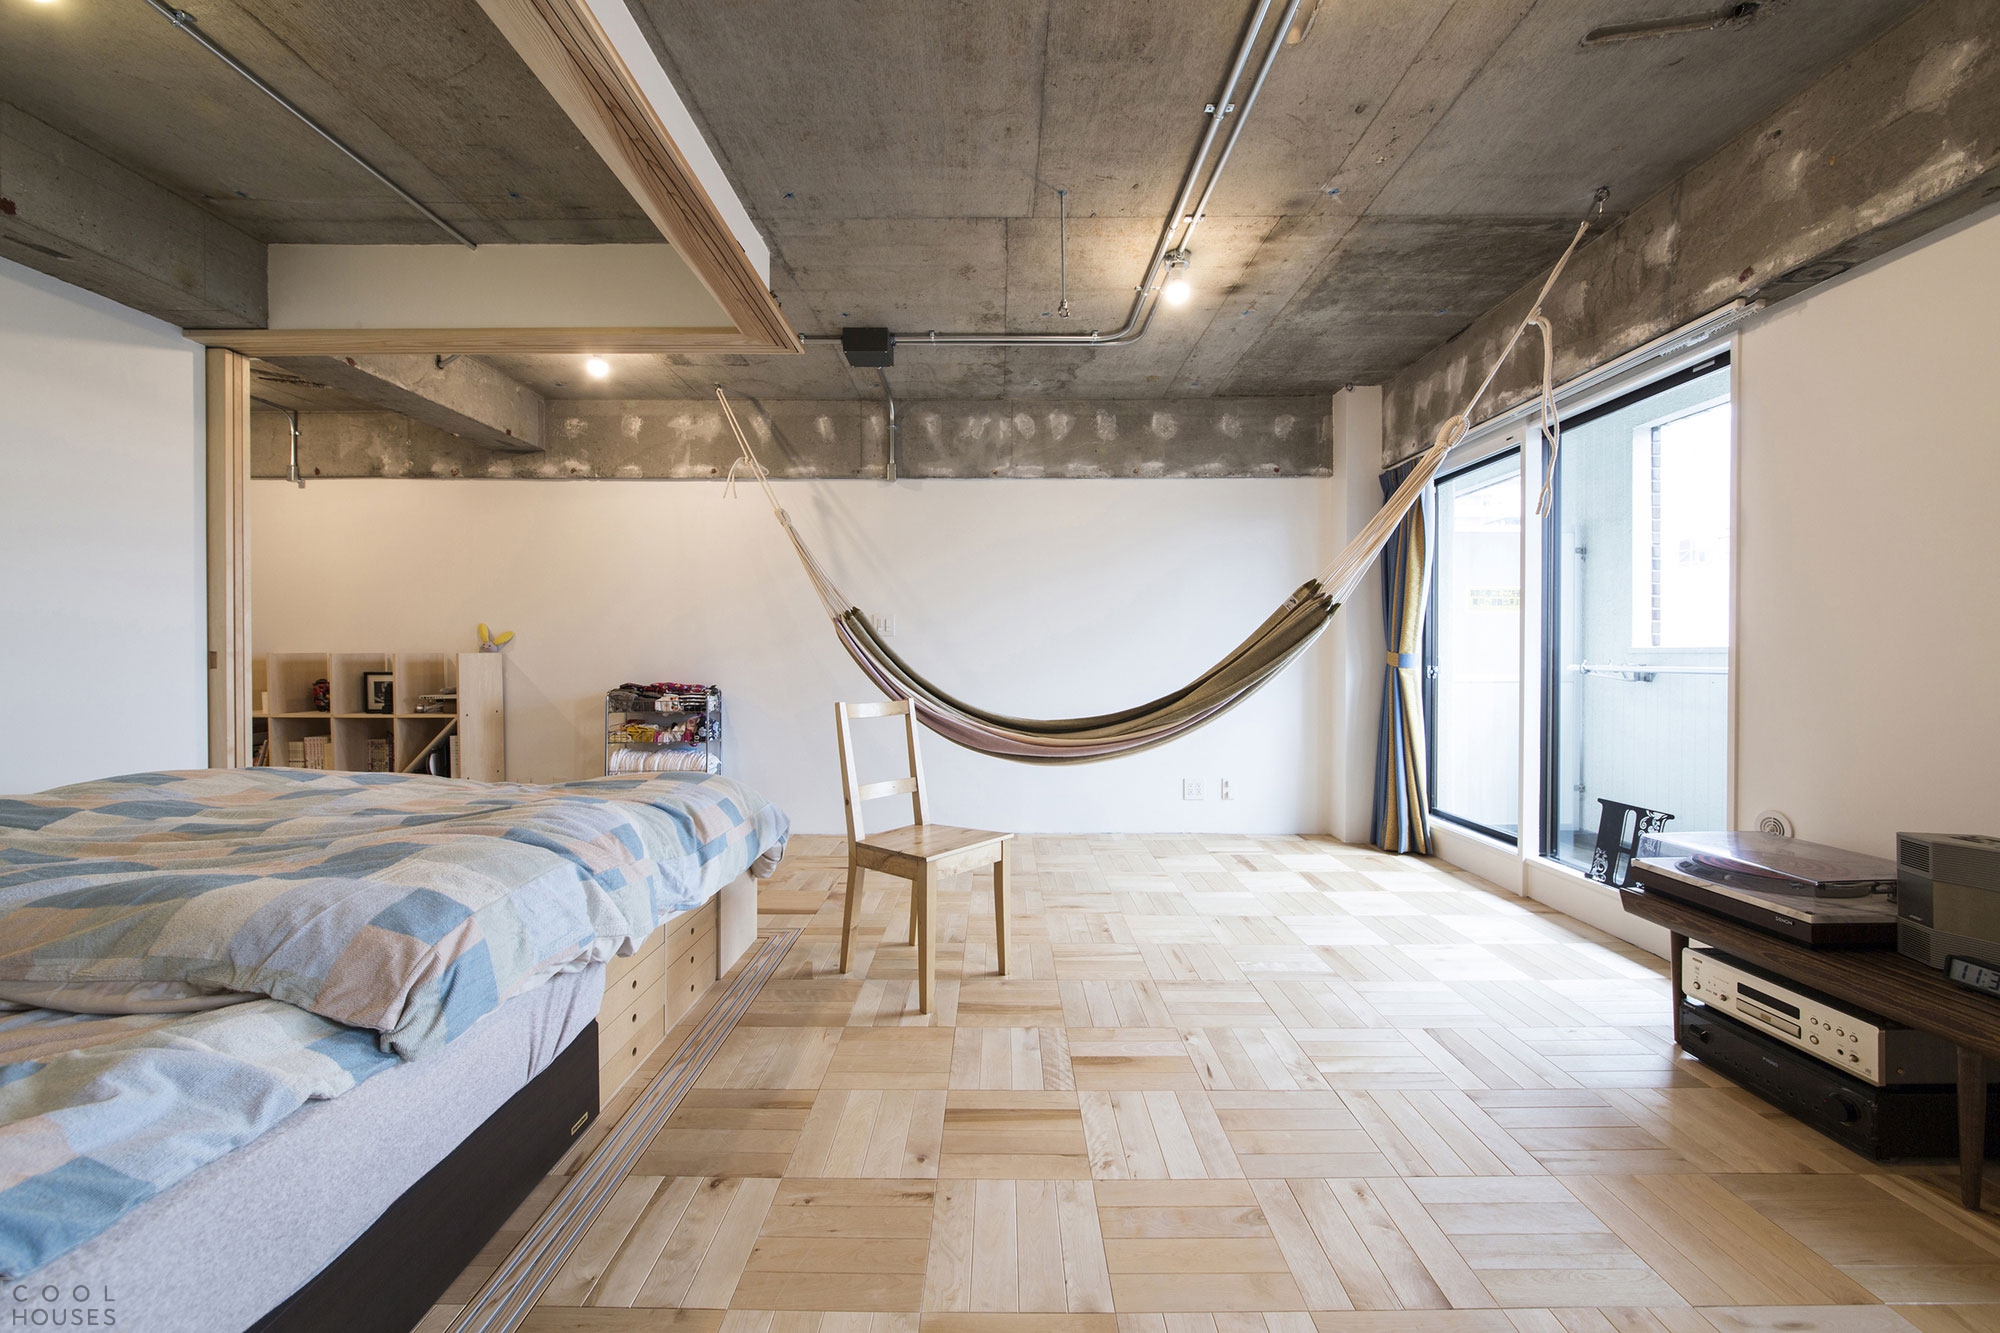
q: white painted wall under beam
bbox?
[1732,204,2000,854]
[250,477,1335,835]
[266,244,730,330]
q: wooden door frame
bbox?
[206,348,253,768]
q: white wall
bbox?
[1323,387,1386,844]
[0,257,208,793]
[1734,204,2000,854]
[251,477,1334,835]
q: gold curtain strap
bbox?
[1386,652,1416,669]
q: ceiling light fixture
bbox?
[584,356,611,380]
[1161,249,1193,306]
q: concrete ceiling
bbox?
[0,0,654,244]
[509,0,1919,401]
[4,0,1932,406]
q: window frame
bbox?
[1424,443,1525,847]
[1537,350,1731,864]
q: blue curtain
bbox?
[1371,459,1434,855]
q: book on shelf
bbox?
[301,735,328,771]
[449,735,461,779]
[368,739,392,773]
[286,740,304,768]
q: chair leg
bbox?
[993,842,1011,977]
[907,878,920,946]
[915,864,936,1015]
[839,860,864,974]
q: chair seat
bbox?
[856,823,1012,866]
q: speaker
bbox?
[1897,833,2000,971]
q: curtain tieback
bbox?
[1386,652,1416,669]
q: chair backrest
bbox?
[833,698,928,845]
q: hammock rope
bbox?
[716,212,1595,764]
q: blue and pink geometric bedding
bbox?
[0,768,788,1056]
[0,998,397,1278]
[0,768,788,1276]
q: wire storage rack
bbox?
[603,683,721,776]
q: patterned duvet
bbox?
[0,767,789,1277]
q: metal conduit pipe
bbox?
[1176,0,1301,260]
[802,0,1301,350]
[252,397,305,488]
[142,0,477,249]
[875,369,898,482]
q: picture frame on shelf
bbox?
[362,672,394,714]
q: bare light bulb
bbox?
[1162,277,1192,306]
[584,356,611,380]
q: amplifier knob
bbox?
[1848,1053,1860,1063]
[1809,1035,1819,1045]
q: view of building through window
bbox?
[1632,400,1732,651]
[1548,358,1731,867]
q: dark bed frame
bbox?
[245,1020,599,1333]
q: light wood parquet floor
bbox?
[424,834,2000,1333]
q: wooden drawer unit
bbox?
[596,897,721,1103]
[666,898,717,953]
[666,927,721,1025]
[602,931,667,1017]
[597,1002,663,1105]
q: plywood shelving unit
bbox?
[250,651,504,780]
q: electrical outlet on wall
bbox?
[1182,779,1204,801]
[1219,778,1232,800]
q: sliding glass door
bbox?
[1427,449,1523,843]
[1543,354,1732,867]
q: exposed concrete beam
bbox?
[0,103,264,328]
[249,397,1332,480]
[260,355,548,454]
[1381,0,2000,462]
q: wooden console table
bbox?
[1621,886,2000,1209]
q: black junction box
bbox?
[841,326,895,367]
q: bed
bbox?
[0,767,789,1333]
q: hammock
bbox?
[718,215,1593,764]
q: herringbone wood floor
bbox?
[424,834,2000,1333]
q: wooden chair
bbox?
[835,699,1012,1013]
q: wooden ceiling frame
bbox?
[188,0,800,359]
[184,326,775,356]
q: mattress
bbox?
[21,964,605,1333]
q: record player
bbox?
[1626,830,1900,947]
